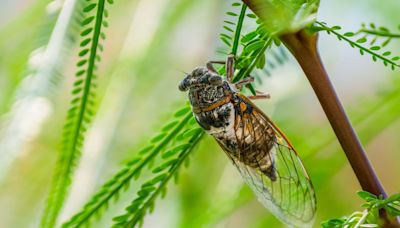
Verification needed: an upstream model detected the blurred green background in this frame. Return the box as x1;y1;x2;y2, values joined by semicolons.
0;0;399;227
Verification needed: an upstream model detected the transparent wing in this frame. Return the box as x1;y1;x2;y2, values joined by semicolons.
217;94;316;227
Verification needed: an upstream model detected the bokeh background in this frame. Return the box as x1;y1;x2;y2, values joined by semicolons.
0;0;399;227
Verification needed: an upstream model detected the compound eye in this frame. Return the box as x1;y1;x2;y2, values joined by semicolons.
178;77;190;91
208;75;223;85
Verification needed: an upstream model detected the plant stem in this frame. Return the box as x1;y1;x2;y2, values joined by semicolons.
278;30;386;196
282;30;399;227
360;29;400;38
231;4;247;56
241;0;398;226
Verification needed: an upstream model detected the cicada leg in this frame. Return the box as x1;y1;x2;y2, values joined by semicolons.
234;76;270;99
206;60;225;73
207;54;235;81
226;54;235;82
235;76;254;90
248;90;271;100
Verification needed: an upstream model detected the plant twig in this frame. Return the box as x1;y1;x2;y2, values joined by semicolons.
360;29;400;38
231;4;247;56
278;30;386;196
241;0;398;226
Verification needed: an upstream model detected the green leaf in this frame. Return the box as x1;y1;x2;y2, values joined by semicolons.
80;38;91;47
41;0;109;227
226;12;238;17
220;37;231;47
150;173;168;185
356;37;367;43
370;46;380;51
385;205;400;216
223;25;234;33
256;52;266;69
174;106;190;117
162;144;190;159
246;13;256;18
382;51;391;56
81;16;95;26
83;3;97;13
344;32;355;37
161;120;179;131
250;0;320;34
79;49;89;57
244;40;264;53
150;133;167;143
321;218;345;227
80;27;93;36
241;31;258;43
386;193;400;202
357;191;378;201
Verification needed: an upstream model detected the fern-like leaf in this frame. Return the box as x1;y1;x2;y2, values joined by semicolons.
219;2;246;52
112;127;204;227
62;107;193;227
40;0;113;227
359;23;400;47
315;21;400;70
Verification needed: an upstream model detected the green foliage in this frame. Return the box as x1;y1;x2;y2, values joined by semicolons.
314;21;400;70
2;0;400;227
358;23;400;46
246;0;320;34
219;2;288;81
31;1;400;227
40;0;114;227
219;2;281;95
62;107;195;227
321;191;400;227
220;2;247;55
112;126;204;227
63;1;283;226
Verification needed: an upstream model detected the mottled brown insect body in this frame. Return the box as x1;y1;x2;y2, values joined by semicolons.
179;56;316;227
180;66;277;179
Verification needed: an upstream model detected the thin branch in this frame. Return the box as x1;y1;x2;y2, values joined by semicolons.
231;4;247;56
315;22;400;70
278;29;391;220
360;29;400;38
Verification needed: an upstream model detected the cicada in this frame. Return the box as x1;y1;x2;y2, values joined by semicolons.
179;55;316;227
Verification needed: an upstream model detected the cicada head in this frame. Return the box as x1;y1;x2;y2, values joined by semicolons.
178;67;224;92
179;67;233;108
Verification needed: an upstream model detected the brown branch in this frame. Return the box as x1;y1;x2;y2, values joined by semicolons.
279;30;385;196
242;0;399;226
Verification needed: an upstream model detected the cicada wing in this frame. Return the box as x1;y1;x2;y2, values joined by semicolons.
216;94;316;227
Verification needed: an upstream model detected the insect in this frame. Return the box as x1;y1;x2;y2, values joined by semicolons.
179;55;316;227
